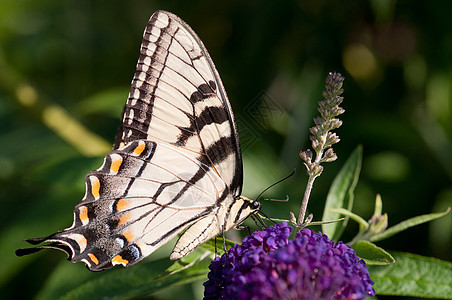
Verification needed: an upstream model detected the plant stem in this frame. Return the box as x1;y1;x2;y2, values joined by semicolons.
296;136;326;233
296;176;315;233
296;72;344;234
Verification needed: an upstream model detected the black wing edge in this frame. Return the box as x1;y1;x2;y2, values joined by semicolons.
15;236;72;259
113;104;127;149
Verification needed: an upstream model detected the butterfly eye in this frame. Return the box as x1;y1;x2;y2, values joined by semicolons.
251;201;260;210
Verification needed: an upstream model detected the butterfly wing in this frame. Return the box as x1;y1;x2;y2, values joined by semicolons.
114;10;243;197
18;140;227;271
16;11;259;270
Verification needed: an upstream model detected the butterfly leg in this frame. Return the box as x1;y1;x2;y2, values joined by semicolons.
222;224;227;254
251;214;267;230
235;224;251;235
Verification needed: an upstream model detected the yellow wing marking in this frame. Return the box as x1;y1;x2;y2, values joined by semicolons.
133;141;146;156
118;213;131;226
112;255;128;266
88;253;99;265
78;206;89;225
89;176;100;200
116;198;130;211
122;230;134;242
110;154;123;174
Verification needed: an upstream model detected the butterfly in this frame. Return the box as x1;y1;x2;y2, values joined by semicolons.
16;10;261;271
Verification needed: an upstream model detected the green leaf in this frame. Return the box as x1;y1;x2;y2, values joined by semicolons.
327;208;368;231
373;194;383;217
304;217;345;227
369;251;452;299
370;207;451;242
351;240;395;265
199;237;237;256
36;249;212;300
322;145;362;241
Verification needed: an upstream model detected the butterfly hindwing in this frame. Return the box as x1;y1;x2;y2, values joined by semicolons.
30;140;227;270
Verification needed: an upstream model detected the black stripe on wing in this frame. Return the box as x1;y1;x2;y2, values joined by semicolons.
112;10;243;197
114;13;174;146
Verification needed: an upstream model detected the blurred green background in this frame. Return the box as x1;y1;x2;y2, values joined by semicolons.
1;0;451;299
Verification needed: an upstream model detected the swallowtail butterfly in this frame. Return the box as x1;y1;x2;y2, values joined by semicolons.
16;10;261;271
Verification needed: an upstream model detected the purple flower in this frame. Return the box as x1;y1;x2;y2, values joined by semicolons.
203;223;375;300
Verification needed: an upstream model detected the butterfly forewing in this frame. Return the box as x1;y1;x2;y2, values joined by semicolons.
114;11;242;197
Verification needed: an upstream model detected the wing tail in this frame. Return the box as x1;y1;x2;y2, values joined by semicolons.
15;235;73;259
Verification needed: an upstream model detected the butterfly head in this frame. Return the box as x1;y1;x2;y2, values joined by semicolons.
241;195;261;209
231;196;260;225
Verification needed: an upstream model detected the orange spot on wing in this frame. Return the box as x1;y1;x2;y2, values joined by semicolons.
134;142;145;156
118;213;131;225
116;198;129;211
110;155;123;174
88;253;99;265
90;176;100;199
112;255;128;266
78;206;89;225
122;230;134;242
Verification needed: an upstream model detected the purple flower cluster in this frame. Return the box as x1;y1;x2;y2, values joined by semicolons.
204;223;375;300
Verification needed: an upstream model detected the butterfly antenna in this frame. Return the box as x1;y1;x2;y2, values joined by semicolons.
255;168;296;201
263;195;289;202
